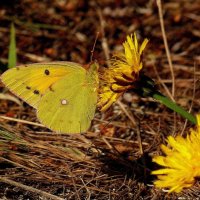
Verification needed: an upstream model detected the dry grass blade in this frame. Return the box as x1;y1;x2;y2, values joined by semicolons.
157;0;175;99
97;8;110;65
0;115;45;128
0;177;64;200
117;101;143;154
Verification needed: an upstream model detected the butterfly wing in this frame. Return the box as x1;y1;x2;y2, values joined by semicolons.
1;62;84;108
37;62;98;133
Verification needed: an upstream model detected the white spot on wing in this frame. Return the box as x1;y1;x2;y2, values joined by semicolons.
61;99;68;105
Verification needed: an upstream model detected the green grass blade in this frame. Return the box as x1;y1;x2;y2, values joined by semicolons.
153;91;197;124
8;23;17;68
132;74;197;124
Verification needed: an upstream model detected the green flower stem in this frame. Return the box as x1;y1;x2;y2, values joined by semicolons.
152;91;197;124
133;74;197;124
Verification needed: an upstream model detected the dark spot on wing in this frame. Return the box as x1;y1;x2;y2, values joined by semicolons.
16;67;20;70
33;90;40;95
44;69;50;75
49;85;54;92
26;86;31;90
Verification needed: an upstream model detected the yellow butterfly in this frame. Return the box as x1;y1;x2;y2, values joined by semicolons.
1;61;99;133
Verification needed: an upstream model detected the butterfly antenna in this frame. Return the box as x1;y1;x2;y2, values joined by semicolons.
90;31;99;62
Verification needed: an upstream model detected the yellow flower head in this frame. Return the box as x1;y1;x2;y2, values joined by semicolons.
98;33;148;111
152;115;200;193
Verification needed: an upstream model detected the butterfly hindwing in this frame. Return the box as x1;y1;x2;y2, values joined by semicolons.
37;65;98;133
1;62;84;108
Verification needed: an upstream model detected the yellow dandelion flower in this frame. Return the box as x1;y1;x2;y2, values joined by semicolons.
152;115;200;193
98;33;148;111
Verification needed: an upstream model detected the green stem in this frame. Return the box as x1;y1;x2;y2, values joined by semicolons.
133;74;197;124
152;91;197;124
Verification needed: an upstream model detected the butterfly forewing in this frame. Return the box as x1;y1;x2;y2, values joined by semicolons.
1;62;84;108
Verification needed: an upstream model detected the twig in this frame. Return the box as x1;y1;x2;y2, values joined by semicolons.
102;136;113;149
180;64;197;136
97;8;110;65
116;101;136;127
79;178;91;199
157;0;175;98
152;64;175;102
117;100;143;154
0;177;64;200
0;157;52;180
0;115;45;127
71;179;81;200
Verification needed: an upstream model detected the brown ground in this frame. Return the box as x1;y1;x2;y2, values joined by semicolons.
0;0;200;199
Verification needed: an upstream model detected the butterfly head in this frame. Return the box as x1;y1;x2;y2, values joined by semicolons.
84;61;99;88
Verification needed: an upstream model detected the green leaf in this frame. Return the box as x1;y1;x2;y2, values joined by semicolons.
8;23;17;68
153;91;197;124
132;74;197;124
